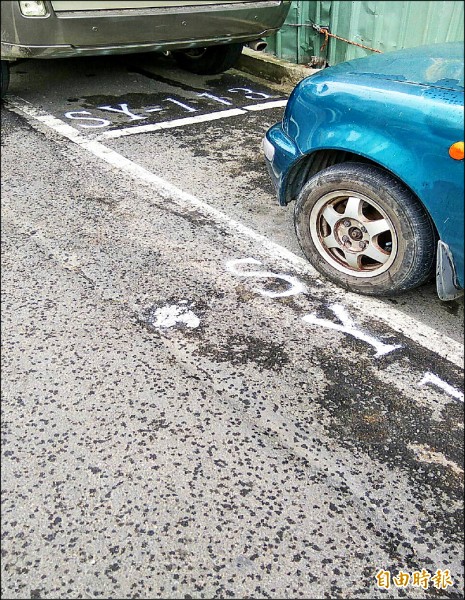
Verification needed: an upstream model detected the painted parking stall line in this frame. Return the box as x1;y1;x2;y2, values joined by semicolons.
64;84;288;138
243;100;288;111
100;108;247;139
99;100;289;139
6;96;464;371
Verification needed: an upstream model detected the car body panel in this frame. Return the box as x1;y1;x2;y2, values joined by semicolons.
318;41;464;92
0;0;291;60
264;42;464;296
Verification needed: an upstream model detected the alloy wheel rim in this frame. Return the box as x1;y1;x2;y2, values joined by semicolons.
309;190;398;278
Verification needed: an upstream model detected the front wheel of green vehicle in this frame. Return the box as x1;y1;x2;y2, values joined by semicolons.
294;162;437;296
1;61;10;99
172;43;243;75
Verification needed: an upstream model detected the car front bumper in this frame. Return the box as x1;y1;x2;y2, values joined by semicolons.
262;121;301;206
1;1;290;60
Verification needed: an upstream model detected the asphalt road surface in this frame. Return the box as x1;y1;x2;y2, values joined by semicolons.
1;54;464;600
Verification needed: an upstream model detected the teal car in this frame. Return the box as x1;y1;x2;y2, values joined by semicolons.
263;42;464;300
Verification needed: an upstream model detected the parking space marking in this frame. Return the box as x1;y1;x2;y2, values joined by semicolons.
303;304;403;358
227;258;402;357
420;372;464;402
99;100;288;139
7;95;464;368
244;100;288;111
225;259;463;399
100;108;246;139
226;258;307;298
63;85;285;137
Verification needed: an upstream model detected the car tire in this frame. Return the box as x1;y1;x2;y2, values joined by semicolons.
294;162;437;296
1;60;10;99
172;43;243;75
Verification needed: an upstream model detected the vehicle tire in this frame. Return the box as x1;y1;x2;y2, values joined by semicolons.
294;162;437;296
1;60;10;99
172;43;243;75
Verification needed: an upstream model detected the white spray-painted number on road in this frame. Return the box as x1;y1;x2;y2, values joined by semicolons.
303;304;403;358
228;87;272;101
98;103;147;121
64;87;280;128
227;260;401;356
64;111;112;128
198;92;232;106
419;372;464;402
226;258;306;298
146;302;200;329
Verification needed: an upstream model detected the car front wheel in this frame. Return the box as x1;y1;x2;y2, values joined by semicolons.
172;43;243;75
294;162;437;296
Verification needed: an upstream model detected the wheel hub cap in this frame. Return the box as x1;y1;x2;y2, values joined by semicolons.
335;219;369;253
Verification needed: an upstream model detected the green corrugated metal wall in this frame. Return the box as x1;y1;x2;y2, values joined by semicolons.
266;1;464;65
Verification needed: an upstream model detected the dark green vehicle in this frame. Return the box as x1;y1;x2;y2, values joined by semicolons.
1;0;290;97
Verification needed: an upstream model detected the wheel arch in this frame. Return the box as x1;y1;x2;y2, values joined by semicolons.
282;148;426;214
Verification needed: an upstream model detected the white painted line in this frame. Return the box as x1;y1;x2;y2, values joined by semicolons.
8;97;306;268
99;100;288;139
303;304;403;358
226;258;307;298
6;96;464;368
100;108;246;139
244;100;288;111
419;372;464;402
